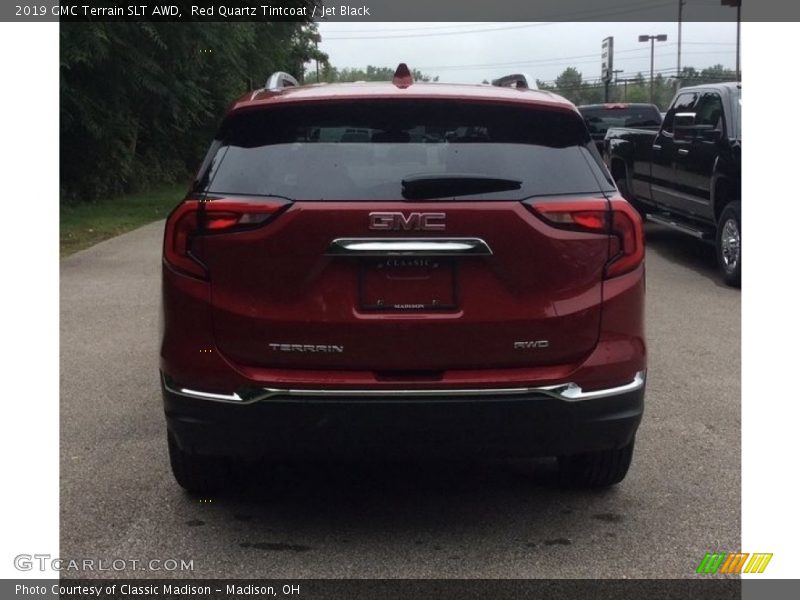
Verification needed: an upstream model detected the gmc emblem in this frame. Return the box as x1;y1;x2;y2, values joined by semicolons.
369;212;446;231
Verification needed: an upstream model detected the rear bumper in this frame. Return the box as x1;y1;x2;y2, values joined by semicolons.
163;372;645;459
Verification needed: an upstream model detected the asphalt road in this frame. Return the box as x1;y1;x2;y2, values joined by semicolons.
60;221;740;578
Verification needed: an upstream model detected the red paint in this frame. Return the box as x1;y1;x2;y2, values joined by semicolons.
161;82;645;398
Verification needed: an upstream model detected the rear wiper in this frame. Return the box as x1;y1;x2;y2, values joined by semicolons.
401;173;522;200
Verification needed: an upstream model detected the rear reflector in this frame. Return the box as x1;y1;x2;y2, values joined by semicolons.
526;197;644;279
163;198;288;279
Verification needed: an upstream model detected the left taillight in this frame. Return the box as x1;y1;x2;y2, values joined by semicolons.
163;198;288;279
525;197;644;279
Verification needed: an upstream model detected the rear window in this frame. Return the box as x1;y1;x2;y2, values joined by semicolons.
580;105;663;137
199;101;614;201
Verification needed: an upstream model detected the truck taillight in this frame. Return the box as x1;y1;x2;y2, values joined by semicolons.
526;197;644;279
163;199;288;279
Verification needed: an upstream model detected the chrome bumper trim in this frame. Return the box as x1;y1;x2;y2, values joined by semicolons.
326;237;493;256
163;371;645;405
175;387;243;403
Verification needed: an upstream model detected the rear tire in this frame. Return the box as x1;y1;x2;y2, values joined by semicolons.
168;432;231;494
558;438;635;488
716;201;741;287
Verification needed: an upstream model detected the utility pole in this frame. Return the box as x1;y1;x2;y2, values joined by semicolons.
721;0;741;81
677;0;685;89
736;1;741;80
736;0;742;81
639;34;668;104
315;39;320;82
613;69;624;102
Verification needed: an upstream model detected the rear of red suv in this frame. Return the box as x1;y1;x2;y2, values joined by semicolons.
160;70;646;493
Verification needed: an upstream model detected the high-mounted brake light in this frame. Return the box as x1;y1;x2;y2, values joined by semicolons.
392;63;414;88
163;199;287;279
526;198;644;279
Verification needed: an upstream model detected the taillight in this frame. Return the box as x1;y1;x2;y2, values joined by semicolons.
528;200;610;234
526;197;644;279
605;198;644;278
163;198;287;279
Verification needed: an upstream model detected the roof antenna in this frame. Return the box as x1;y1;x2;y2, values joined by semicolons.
392;63;414;89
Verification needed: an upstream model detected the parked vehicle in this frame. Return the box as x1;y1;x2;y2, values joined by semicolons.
161;65;647;493
604;83;741;286
577;103;662;154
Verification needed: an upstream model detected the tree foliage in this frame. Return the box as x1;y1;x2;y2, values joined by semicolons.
537;64;738;110
61;18;328;202
306;65;439;84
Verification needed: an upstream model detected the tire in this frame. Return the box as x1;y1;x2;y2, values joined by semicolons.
167;432;231;494
558;438;635;488
716;201;741;287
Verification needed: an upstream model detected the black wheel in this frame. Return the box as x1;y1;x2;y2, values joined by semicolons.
716;201;741;287
168;432;231;494
558;438;635;488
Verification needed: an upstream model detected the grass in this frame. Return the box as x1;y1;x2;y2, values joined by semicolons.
61;184;186;257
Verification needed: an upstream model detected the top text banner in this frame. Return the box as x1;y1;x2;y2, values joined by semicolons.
2;0;794;23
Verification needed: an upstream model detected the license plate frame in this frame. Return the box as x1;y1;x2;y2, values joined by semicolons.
358;257;458;311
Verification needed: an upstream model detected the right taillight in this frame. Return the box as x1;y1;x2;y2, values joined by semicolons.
526;197;644;280
163;198;288;279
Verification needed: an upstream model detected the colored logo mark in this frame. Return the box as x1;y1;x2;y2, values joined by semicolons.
696;552;773;574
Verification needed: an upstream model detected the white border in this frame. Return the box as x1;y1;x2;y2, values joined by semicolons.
0;16;798;583
0;22;60;578
741;22;800;579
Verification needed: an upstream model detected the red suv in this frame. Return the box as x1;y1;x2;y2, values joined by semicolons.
161;65;646;493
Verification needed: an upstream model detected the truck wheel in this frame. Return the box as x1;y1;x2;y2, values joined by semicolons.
558;438;635;488
168;432;231;494
716;201;741;287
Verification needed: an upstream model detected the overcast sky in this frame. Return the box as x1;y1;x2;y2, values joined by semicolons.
315;22;739;84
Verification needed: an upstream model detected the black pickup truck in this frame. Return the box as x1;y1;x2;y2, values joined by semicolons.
604;82;741;286
578;102;662;153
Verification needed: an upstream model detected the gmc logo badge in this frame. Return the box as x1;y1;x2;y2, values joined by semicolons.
369;212;446;231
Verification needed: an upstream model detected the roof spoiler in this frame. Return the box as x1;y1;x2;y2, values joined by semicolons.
492;73;538;90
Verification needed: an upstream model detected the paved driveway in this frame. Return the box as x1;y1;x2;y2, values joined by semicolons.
60;221;740;578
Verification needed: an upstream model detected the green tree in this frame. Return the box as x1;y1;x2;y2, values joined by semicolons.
541;64;737;111
60;14;328;202
538;67;602;105
305;64;438;84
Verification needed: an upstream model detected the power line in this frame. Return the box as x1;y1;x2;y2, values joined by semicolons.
319;22;490;35
536;67;737;88
417;47;655;72
416;44;735;73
